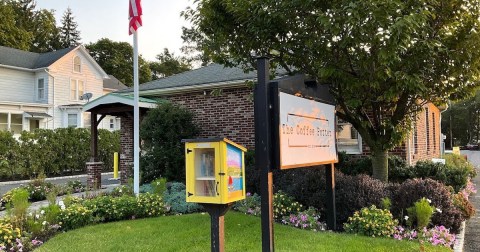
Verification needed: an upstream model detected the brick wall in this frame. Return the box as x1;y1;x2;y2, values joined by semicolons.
120;115;133;184
160;87;440;164
166;88;255;149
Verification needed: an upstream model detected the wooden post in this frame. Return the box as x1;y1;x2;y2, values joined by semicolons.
326;163;337;230
201;204;232;252
255;57;275;252
90;112;98;162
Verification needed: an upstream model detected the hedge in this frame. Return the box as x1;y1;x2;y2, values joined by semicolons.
0;128;119;181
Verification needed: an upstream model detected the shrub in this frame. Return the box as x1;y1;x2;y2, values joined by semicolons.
334;173;389;228
65;180;85;194
244;150;260;195
445;153;476;178
281;207;327;231
390;178;464;233
8;188;30;230
0;131;20;180
452;193;476;219
151;177;167;195
58;204;94;231
110;185;134;197
273;191;303;221
98;129;120;172
24;178;56;202
344;205;398;237
233;192;261;216
163;182;203;214
135;193;167;218
140;102;199;183
0;221;22;249
406;197;435;229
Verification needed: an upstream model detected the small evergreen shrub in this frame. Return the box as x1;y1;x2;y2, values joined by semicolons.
163;182;203;214
344;205;398;237
140;102;199;183
406;197;434;229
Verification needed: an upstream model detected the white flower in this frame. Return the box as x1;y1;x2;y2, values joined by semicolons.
436;208;442;213
119;189;123;193
426;198;432;204
59;200;66;210
35;214;40;219
404;216;409;221
42;221;47;226
28;212;33;217
40;210;45;215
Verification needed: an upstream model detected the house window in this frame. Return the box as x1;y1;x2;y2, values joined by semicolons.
0;113;7;131
109;118;115;129
67;114;78;128
73;56;81;72
70;79;85;100
0;113;23;133
37;78;45;100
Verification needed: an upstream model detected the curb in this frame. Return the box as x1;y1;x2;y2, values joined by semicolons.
454;221;466;252
0;172;114;186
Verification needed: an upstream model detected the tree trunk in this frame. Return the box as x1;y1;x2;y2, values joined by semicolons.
371;149;388;182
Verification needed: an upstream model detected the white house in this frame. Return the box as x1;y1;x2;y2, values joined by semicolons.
0;45;123;134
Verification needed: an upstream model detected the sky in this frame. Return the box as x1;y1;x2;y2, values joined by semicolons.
36;0;193;62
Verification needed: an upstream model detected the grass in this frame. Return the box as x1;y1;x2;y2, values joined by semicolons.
38;212;449;252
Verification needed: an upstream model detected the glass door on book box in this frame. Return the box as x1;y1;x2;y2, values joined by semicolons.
193;146;219;197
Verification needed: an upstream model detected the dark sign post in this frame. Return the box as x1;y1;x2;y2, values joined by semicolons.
254;58;337;251
254;57;275;252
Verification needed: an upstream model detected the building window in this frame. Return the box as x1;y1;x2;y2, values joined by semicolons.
0;113;23;134
413;121;418;154
67;114;78;128
37;78;45;100
73;56;81;72
70;79;85;100
432;112;436;152
425;108;430;152
109;118;115;129
337;119;362;154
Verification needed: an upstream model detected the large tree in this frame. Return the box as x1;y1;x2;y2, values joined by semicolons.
149;48;191;80
31;9;62;52
0;1;32;50
182;0;480;181
59;7;81;48
86;38;152;86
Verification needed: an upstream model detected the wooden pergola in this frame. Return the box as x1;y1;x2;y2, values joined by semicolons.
83;93;157;189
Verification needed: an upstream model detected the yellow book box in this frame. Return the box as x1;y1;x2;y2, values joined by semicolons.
183;138;247;204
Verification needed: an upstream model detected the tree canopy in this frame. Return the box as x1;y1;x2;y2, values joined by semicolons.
86;38;152;87
59;7;81;48
183;0;480;181
149;48;191;80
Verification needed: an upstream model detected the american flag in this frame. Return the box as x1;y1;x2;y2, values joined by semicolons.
129;0;142;35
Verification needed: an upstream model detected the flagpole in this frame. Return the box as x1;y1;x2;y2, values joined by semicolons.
133;30;140;195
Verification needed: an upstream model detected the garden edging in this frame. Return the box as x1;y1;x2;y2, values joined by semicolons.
453;221;466;252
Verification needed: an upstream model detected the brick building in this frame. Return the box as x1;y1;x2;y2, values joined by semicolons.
118;64;443;165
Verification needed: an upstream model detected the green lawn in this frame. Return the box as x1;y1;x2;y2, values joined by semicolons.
38;212;449;252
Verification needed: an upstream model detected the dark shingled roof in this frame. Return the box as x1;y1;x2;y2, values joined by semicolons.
120;63;288;93
0;46;76;69
103;75;128;90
